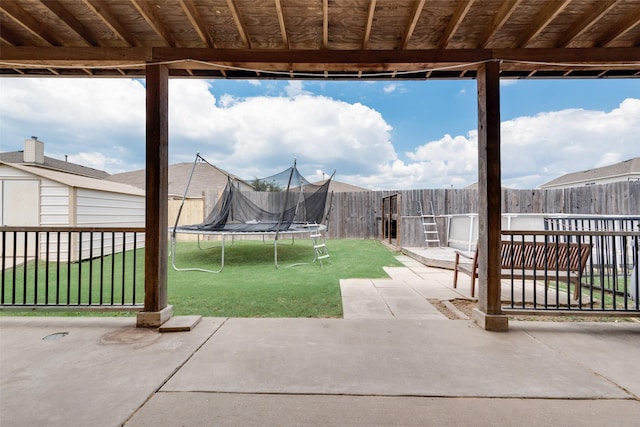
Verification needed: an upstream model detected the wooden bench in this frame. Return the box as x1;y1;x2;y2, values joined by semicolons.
453;240;592;299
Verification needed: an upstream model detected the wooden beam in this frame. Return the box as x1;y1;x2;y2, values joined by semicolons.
1;1;61;46
438;0;474;49
401;0;426;49
474;60;507;331
144;63;169;314
150;47;493;64
131;0;178;47
179;0;216;48
2;47;638;74
555;0;621;48
0;46;151;62
83;0;140;47
274;0;289;49
227;0;251;48
39;0;102;47
514;0;570;47
362;0;376;49
479;0;521;48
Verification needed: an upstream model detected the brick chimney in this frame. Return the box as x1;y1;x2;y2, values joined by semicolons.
23;136;45;164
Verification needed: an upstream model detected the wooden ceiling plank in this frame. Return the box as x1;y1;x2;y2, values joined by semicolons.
0;25;23;46
226;0;251;49
555;0;622;47
131;0;178;48
39;0;101;47
479;0;522;48
82;0;140;47
596;7;640;46
438;0;474;49
274;0;289;49
514;0;570;47
179;0;216;48
1;1;61;46
362;0;376;49
401;0;426;49
323;0;328;49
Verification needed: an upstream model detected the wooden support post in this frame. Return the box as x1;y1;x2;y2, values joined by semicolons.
138;63;172;327
472;61;508;331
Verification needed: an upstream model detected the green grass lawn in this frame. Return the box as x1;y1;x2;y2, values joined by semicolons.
2;239;402;318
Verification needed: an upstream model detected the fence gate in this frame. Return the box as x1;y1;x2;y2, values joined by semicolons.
381;194;400;247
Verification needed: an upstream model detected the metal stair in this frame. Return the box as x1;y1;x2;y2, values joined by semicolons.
419;201;440;248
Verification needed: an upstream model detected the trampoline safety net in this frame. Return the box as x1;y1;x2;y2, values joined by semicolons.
176;157;333;233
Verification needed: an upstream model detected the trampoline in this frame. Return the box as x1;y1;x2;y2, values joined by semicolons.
170;155;333;273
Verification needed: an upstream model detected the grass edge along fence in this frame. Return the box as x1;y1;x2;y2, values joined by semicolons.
1;234;403;318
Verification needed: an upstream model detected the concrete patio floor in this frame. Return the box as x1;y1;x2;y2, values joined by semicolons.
1;254;639;426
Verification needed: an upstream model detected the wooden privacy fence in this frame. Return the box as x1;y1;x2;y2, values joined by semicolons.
195;181;639;246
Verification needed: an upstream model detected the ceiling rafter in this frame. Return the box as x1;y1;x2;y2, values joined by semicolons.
179;0;215;48
362;0;376;49
514;0;570;47
479;0;522;48
323;0;328;49
82;0;139;47
274;0;289;49
39;0;101;47
437;0;474;49
131;0;178;48
596;6;640;47
226;0;251;49
1;1;62;46
556;0;621;47
401;0;426;49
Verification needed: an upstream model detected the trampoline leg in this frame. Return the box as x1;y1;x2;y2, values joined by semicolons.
170;233;224;274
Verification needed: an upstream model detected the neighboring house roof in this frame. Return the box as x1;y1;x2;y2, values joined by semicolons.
540;157;640;189
0;150;110;179
107;162;248;198
0;161;144;196
315;179;370;193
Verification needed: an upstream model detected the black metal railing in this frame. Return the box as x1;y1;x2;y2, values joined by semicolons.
501;230;640;315
1;227;145;311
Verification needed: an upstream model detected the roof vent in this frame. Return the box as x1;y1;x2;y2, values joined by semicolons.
24;137;45;164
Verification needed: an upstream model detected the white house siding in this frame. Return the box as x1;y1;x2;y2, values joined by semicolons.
76;189;144;227
74;188;145;260
40;179;70;226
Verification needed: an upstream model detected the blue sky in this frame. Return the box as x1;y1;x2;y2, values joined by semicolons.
1;77;638;190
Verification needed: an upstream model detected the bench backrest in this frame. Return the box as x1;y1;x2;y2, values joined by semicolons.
500;240;591;273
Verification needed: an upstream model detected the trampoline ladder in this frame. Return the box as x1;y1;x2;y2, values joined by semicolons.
309;224;331;266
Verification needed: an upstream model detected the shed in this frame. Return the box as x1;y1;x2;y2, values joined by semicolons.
0;161;145;263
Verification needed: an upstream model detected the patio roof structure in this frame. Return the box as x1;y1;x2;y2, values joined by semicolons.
2;0;640;330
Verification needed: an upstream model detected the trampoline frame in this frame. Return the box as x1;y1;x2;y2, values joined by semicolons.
169;223;326;273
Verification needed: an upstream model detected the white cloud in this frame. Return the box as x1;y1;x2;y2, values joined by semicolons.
284;80;310;97
385;98;640;189
1;78;638;191
66;152;128;173
383;84;397;94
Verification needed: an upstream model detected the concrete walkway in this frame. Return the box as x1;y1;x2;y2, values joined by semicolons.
2;257;640;426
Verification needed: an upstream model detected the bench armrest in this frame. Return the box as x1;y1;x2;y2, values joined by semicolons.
454;250;475;261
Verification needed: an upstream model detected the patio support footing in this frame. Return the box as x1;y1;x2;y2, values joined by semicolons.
472;308;508;332
137;305;173;328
